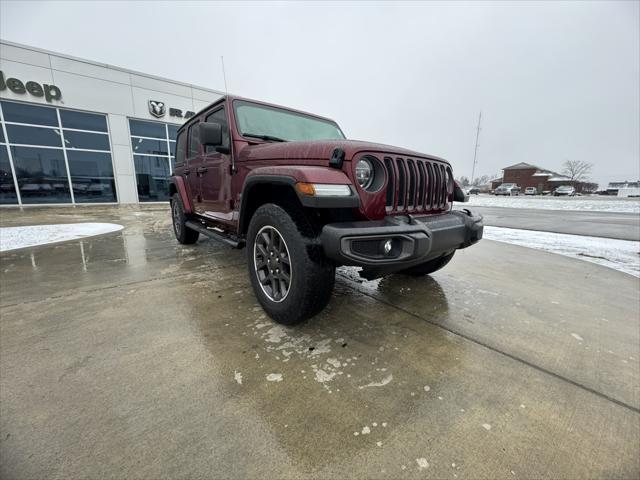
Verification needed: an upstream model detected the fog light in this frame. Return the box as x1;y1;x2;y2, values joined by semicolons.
383;239;393;255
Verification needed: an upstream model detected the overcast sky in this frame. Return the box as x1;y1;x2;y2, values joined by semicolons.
1;1;638;186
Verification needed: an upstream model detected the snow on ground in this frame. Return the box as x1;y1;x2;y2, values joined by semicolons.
0;223;124;252
484;226;640;278
466;195;640;214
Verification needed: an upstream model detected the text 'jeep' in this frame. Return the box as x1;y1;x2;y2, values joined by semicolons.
169;96;483;324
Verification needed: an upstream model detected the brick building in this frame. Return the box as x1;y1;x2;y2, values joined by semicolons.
496;162;572;193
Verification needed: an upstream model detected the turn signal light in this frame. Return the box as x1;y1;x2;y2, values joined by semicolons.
296;182;316;196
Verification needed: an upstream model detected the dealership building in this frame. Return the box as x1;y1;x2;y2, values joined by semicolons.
0;39;224;206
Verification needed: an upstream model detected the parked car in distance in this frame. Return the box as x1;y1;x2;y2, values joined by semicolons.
524;187;537;195
169;95;483;325
494;183;521;196
467;187;480;195
554;185;576;196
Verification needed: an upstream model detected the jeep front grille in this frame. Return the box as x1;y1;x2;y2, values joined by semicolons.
383;156;451;213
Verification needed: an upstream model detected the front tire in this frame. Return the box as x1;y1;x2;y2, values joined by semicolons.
171;193;199;244
398;252;455;277
247;203;335;325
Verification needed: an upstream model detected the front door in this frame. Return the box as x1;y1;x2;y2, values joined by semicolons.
184;119;205;214
199;106;233;224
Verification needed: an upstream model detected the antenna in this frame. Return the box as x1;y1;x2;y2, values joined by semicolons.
220;56;229;95
471;110;482;184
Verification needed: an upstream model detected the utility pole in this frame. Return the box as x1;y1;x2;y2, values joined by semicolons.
471;111;482;184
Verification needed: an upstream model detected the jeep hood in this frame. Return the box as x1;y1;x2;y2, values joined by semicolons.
237;139;449;165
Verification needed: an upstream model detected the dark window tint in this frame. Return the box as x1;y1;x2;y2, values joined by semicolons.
6;125;62;147
0;146;18;204
134;155;170;201
169;141;175;156
175;131;186;164
60;110;108;132
0;127;5;143
67;150;116;203
64;130;110;151
1;101;58;126
168;124;178;140
10;146;71;203
188;122;199;158
205;108;230;153
131;137;169;156
129;119;166;139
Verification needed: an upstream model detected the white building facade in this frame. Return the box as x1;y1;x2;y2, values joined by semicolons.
0;40;223;206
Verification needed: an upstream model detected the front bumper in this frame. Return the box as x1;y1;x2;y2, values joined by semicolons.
321;210;483;276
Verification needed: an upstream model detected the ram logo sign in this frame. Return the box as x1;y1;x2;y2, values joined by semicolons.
148;100;166;118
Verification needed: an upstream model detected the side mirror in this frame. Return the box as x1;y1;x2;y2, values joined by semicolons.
453;181;469;202
199;122;222;147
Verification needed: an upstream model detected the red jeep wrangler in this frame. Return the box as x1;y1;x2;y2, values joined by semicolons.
169;96;482;324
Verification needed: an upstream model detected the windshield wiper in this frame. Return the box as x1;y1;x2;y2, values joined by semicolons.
243;133;287;142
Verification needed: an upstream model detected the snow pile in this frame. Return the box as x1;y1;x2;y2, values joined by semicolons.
484;226;640;277
0;223;124;252
466;195;640;214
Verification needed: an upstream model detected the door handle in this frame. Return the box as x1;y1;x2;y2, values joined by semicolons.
196;167;208;174
183;169;191;176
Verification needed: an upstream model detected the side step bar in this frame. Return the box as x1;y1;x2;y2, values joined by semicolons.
184;221;244;249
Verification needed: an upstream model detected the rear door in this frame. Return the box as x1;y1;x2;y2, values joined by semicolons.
184;119;204;214
199;106;233;223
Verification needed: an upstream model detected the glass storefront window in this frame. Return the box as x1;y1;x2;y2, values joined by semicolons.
11;146;71;203
131;137;169;156
168;124;178;140
67;151;117;203
6;125;63;147
129;119;166;139
128;118;181;202
0;100;117;205
134;155;170;201
60;110;108;132
1;101;58;126
0;146;18;204
64;130;110;151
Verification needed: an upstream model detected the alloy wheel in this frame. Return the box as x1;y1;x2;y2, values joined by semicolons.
253;225;292;302
172;201;182;236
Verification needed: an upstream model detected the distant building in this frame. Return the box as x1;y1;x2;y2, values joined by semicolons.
494;162;575;193
607;181;640;197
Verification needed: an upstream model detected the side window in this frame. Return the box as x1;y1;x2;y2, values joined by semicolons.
187;121;200;159
175;130;186;165
205;107;230;153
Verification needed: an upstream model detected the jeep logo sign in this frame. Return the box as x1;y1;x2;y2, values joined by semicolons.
148;100;166;118
0;70;62;103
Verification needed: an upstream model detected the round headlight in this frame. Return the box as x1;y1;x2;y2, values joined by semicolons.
355;158;374;189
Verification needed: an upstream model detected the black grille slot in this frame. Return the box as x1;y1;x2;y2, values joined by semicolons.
396;159;406;209
417;161;426;209
425;162;433;209
407;160;416;209
384;157;395;210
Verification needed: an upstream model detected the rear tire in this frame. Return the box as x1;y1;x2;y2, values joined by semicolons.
171;193;199;244
398;252;455;277
247;203;335;325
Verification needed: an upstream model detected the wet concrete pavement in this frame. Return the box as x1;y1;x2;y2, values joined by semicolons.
1;206;639;479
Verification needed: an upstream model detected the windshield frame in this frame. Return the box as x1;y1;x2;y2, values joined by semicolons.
232;99;346;143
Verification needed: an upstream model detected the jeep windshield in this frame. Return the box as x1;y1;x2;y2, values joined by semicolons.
234;100;345;142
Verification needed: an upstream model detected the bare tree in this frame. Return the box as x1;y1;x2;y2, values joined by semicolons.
472;174;490;186
562;160;592;183
456;176;470;187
